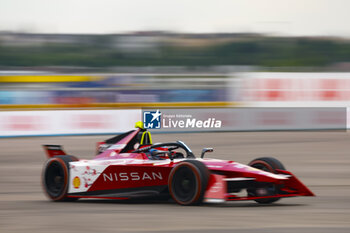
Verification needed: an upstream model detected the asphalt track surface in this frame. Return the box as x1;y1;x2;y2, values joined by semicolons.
1;131;349;233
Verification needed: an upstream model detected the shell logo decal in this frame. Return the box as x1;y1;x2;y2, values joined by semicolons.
73;176;81;189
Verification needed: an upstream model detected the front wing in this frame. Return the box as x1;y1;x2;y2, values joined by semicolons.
204;170;315;203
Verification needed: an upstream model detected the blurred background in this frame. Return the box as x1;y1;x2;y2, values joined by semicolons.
1;2;350;233
0;0;350;134
1;32;350;108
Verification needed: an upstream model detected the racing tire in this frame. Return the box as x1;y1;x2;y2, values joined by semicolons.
248;157;286;204
168;160;209;205
42;155;79;202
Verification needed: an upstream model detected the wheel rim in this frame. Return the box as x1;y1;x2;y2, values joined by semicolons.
172;166;198;203
45;161;65;197
248;161;279;201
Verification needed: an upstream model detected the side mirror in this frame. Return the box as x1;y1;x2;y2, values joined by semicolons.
201;148;213;158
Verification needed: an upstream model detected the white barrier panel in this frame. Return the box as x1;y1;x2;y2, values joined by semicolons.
0;108;346;138
229;72;350;107
0;110;141;137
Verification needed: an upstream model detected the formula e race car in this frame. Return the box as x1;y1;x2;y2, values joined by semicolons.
42;122;314;205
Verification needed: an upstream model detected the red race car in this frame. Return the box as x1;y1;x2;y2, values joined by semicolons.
42;123;314;205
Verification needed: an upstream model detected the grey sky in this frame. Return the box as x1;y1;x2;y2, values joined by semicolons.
0;0;349;36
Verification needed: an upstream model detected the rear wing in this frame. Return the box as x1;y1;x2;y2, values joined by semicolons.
43;145;67;158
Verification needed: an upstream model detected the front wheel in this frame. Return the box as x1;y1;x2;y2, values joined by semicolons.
248;157;286;204
42;155;79;201
168;160;209;205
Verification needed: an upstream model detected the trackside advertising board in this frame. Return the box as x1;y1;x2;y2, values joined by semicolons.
230;72;350;107
0;108;347;137
0;110;141;137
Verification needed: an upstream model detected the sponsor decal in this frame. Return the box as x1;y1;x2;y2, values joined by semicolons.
143;109;222;130
143;110;161;129
73;176;81;189
83;177;92;188
68;162;109;193
82;166;99;176
163;117;221;128
103;171;163;182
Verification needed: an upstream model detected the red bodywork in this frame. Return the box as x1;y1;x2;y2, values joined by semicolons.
44;128;315;203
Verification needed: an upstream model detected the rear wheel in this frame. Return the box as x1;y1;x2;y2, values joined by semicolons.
248;157;286;204
42;155;79;201
168;160;209;205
